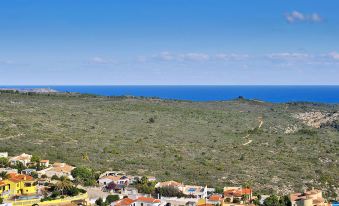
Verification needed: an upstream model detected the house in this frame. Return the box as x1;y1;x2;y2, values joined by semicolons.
0;152;8;158
160;197;198;206
100;171;126;178
208;194;224;205
38;162;75;179
111;197;163;206
155;181;207;199
39;160;49;167
155;181;184;189
99;175;130;186
0;180;10;199
182;185;208;199
134;196;162;206
223;187;253;203
0;173;37;198
111;198;135;206
9;153;32;166
290;188;326;206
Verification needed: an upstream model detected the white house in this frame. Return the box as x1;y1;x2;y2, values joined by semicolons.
9;153;32;166
134;197;163;206
98;175;130;186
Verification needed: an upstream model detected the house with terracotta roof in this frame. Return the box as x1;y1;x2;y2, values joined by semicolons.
38;162;75;179
223;187;253;203
290;188;326;206
134;196;163;206
111;198;136;206
0;173;37;198
39;160;50;167
9;153;32;166
208;194;224;205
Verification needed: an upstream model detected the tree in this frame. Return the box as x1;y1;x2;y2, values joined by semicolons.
105;195;120;204
154;186;185;198
51;175;60;180
95;197;105;206
0;197;3;204
263;195;281;206
135;176;156;194
280;195;291;206
14;161;26;173
0;171;10;180
31;171;39;179
31;155;41;163
71;167;96;186
55;176;72;195
0;157;8;167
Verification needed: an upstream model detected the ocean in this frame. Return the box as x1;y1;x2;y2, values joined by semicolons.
1;85;339;103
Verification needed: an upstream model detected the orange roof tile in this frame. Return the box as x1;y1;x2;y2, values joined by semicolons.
224;188;252;197
137;196;161;203
114;198;135;206
209;195;223;201
40;160;49;163
7;173;34;183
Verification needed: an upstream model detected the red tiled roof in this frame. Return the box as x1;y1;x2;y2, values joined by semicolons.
114;198;135;206
224;188;252;197
40;160;49;163
7;173;34;182
137;196;161;203
209;195;223;201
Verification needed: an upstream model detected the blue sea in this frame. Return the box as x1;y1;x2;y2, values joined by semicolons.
1;85;339;103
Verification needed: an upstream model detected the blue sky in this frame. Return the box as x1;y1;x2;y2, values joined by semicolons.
0;0;339;85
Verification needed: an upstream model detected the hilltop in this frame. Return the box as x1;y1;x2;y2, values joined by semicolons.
0;93;338;195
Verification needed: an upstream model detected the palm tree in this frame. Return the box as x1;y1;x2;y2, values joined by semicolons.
0;171;9;180
55;176;72;195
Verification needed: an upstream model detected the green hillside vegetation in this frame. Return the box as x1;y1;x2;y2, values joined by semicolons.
0;93;338;195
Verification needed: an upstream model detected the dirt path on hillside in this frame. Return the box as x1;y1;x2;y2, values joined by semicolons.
242;119;263;146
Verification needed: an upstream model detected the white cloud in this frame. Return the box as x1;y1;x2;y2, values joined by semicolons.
156;52;176;61
328;52;339;60
267;53;310;61
285;11;323;23
179;53;210;62
88;57;116;64
215;53;249;61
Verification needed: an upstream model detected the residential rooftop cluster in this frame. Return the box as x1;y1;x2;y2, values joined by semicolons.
0;152;337;206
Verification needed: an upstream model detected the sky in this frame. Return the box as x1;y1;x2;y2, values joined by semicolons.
0;0;339;85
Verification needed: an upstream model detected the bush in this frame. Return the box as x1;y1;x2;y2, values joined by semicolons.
106;195;120;204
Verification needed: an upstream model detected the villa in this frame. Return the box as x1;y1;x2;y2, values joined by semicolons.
182;185;208;199
223;187;253;203
110;196;164;206
39;160;50;167
98;175;130;186
290;188;326;206
9;153;32;166
155;181;207;199
0;173;36;199
38;162;75;179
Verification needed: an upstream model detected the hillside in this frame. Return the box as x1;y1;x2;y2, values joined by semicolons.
0;93;338;195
